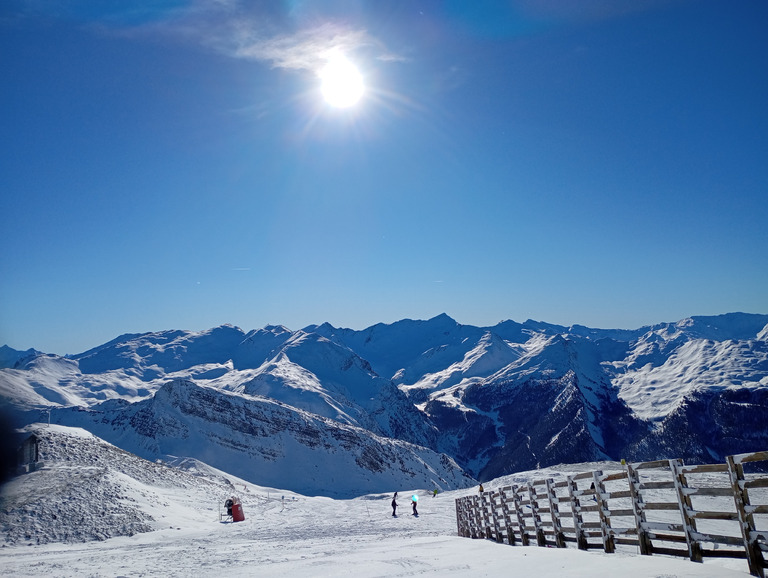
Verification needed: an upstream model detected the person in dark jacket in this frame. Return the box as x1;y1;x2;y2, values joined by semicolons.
391;492;398;517
412;494;418;516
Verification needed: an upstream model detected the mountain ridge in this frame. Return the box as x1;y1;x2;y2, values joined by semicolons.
2;312;767;490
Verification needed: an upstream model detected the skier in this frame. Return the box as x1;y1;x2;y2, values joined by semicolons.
478;483;484;494
391;492;398;517
412;494;418;516
432;489;438;498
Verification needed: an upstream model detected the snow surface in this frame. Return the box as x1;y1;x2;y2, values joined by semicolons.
614;337;768;420
0;425;754;577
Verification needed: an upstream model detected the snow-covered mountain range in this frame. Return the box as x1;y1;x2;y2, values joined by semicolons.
2;312;767;491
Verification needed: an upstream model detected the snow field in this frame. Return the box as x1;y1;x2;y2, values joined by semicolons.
1;426;758;577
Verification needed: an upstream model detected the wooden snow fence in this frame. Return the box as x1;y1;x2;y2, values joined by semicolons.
455;450;768;577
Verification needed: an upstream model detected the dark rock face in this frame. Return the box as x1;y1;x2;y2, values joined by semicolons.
425;371;647;480
624;388;768;465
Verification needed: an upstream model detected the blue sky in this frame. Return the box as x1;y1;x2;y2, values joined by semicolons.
1;0;767;355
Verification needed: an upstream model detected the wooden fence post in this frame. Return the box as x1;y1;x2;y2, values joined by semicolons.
545;478;566;548
727;454;766;578
626;462;652;556
670;458;703;563
567;474;588;550
593;470;615;554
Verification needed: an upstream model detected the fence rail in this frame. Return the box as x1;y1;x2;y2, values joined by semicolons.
455;450;768;577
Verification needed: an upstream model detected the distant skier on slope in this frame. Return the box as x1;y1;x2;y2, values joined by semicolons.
391;492;398;517
412;494;418;516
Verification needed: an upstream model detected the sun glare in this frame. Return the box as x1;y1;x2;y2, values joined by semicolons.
319;54;364;108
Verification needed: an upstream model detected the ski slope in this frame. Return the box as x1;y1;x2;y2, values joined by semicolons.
0;426;752;577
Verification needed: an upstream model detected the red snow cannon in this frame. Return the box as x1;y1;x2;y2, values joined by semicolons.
231;497;245;522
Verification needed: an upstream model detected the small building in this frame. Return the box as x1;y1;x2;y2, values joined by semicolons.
16;433;40;474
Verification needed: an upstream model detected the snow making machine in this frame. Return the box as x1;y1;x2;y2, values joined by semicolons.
221;496;245;523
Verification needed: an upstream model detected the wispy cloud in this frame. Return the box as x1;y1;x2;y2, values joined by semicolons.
230;23;374;71
124;1;393;73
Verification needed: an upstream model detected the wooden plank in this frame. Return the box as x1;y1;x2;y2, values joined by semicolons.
644;502;681;511
690;510;739;521
642;521;684;533
609;490;632;500
601;471;628;483
647;533;689;544
694;533;747;547
606;508;635;517
610;526;637;535
701;549;748;560
571;471;595;481
634;459;673;470
697;508;744;521
639;481;676;490
681;463;728;474
651;546;692;558
615;537;641;546
745;478;768;489
685;487;734;497
732;450;768;464
749;505;768;515
643;502;681;511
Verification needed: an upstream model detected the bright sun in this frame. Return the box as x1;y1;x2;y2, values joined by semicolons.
319;54;364;108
